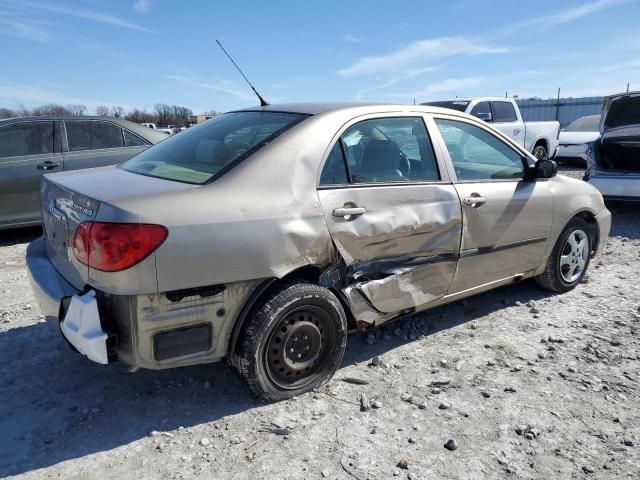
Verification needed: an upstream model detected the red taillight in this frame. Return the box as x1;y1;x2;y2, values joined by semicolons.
72;222;168;272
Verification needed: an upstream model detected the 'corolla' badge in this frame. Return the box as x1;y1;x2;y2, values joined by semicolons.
71;202;94;217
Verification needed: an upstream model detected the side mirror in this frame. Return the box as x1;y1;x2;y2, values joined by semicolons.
534;159;558;179
473;111;492;122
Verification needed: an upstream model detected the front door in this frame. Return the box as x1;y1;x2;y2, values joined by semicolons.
0;120;62;226
317;115;462;314
490;100;525;148
432;116;552;293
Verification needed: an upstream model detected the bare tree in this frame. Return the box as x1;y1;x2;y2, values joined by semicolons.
95;105;110;117
32;104;70;116
67;104;87;116
0;108;15;119
15;104;31;117
171;105;193;126
111;106;124;118
203;110;218;117
154;103;172;126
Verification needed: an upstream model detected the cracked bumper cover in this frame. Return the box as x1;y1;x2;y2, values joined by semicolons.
27;237;109;364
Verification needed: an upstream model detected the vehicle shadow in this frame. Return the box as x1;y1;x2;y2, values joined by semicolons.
0;279;554;477
0;226;41;247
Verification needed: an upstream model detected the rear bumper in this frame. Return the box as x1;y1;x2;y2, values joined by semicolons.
556;145;588;161
27;237;112;363
26;236;80;325
585;172;640;200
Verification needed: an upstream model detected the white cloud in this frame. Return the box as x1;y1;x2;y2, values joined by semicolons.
134;0;152;14
337;37;507;77
165;75;256;101
387;76;489;101
343;34;363;43
11;1;157;34
502;0;632;35
356;66;442;101
0;18;49;42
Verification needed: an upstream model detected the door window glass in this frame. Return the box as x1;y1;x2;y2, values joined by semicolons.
470;101;492;121
0;122;54;158
492;101;518;122
435;118;524;181
339;117;440;184
123;130;148;147
66;121;125;151
319;142;349;185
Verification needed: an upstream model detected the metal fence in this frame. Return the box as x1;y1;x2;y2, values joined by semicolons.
515;96;604;127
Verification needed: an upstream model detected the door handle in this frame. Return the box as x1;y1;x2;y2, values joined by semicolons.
333;206;366;217
513;128;521;135
37;161;61;170
462;195;487;208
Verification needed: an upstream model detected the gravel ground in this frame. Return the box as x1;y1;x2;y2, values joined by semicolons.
1;167;639;480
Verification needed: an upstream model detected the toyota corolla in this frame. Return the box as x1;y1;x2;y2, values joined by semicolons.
27;103;611;400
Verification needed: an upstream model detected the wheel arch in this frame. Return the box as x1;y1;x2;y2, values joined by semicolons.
572;210;599;254
226;265;355;365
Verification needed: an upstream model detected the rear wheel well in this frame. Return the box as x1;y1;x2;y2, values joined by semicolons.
228;265;356;362
534;139;548;151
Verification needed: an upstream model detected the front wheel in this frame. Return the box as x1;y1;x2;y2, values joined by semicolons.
235;282;347;401
536;218;592;292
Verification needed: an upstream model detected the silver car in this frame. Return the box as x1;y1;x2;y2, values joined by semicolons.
556;115;601;165
0;116;167;229
584;92;640;201
26;103;611;400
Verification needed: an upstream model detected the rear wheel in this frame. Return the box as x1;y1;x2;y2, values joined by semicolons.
235;282;347;401
532;144;548;161
536;217;592;292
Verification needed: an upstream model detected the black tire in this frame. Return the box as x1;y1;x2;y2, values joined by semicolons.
536;217;593;292
532;144;548;161
235;282;347;401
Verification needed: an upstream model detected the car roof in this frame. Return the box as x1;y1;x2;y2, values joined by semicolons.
0;115;167;144
234;102;468;116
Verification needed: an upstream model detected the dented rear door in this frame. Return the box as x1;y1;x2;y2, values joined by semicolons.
317;114;462;314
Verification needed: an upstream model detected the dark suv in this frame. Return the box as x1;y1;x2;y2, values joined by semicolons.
0;116;167;229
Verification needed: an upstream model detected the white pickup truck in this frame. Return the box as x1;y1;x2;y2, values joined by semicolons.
423;97;560;160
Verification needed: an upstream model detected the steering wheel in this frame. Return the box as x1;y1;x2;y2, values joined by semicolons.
398;151;411;178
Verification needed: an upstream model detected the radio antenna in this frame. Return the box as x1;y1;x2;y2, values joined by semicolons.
216;39;269;107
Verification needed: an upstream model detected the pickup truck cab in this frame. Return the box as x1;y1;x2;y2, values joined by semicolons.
423;97;560;160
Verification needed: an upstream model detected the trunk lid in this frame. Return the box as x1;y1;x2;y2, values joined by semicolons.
41;166;197;290
41;177;100;289
601;92;640;132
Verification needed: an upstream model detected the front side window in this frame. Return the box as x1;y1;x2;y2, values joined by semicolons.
0;122;54;158
66;121;124;151
492;102;518;122
121;111;308;184
321;117;440;184
435;118;524;181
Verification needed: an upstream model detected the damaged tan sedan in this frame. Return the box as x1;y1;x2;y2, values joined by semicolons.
27;103;611;400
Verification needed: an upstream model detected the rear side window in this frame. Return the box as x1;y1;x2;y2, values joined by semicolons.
66;121;125;151
321;117;440;184
0;122;54;158
492;102;517;122
319;142;349;185
123;130;148;147
121;111;308;184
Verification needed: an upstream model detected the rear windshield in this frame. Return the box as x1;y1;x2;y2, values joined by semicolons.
564;115;600;132
421;101;469;112
120;111;308;184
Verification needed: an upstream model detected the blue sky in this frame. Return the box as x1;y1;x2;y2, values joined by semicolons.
1;0;639;114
